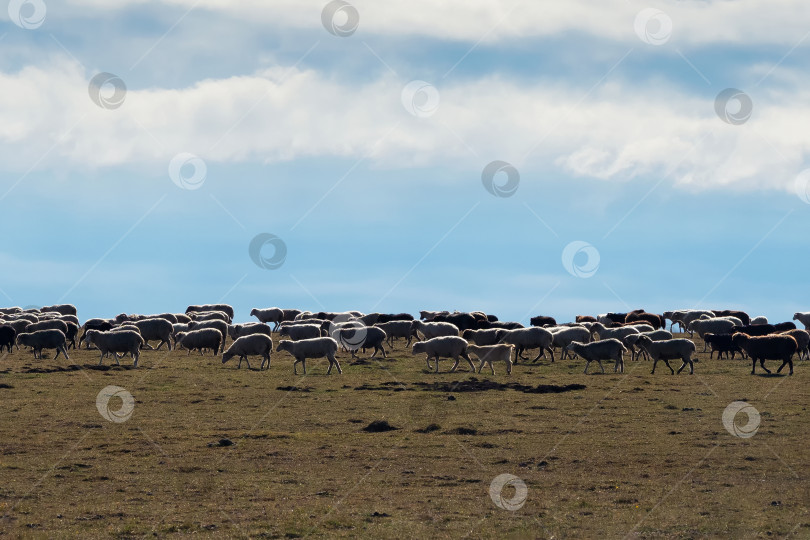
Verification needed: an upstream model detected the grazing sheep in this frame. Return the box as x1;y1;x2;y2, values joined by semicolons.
781;329;810;361
498;327;554;363
635;335;697;375
750;316;769;325
16;330;69;360
374;320;414;347
551;326;592;360
186;320;229;352
530;315;557;327
133;318;174;351
175;328;223;356
461;328;506;346
687;318;737;350
222;334;274;369
703;333;742;359
40;304;77;316
276;337;341;375
228;323;272;340
186;304;235;320
466;344;515;375
732;333;797;375
793;312;810;331
623;330;672;361
412;336;475;373
250;307;284;330
410;320;460;341
0;325;16;353
278;324;323;341
565;339;627;374
84;329;144;366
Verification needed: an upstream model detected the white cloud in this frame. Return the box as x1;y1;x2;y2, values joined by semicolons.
1;57;808;194
59;0;810;47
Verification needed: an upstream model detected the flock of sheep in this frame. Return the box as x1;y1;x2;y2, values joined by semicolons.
1;304;809;377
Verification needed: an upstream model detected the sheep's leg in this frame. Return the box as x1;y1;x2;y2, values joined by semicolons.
532;349;543;362
463;352;475;371
477;360;484;374
583;361;590;374
98;352;104;366
244;358;252;370
331;354;342;374
664;360;675;375
597;360;605;374
489;361;495;376
449;356;460;373
425;355;432;370
381;344;386;358
547;346;555;362
133;352;139;368
651;358;658;374
434;356;440;373
759;359;771;374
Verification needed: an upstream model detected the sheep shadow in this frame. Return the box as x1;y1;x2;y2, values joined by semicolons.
21;364;85;374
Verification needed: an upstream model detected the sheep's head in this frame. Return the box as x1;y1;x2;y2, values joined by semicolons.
276;341;292;353
249;309;257;317
635;335;652;348
412;342;425;355
222;351;235;364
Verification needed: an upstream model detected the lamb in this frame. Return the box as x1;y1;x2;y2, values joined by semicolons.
498;327;554;363
133;318;174;351
186;320;229;352
250;307;284;330
83;329;144;366
410;320;460;341
466;344;515;375
40;304;77;316
793;312;810;331
565;339;627;374
780;329;810;361
623;330;672;361
461;328;507;346
530;315;557;327
374;320;414;347
228;323;272;340
278;324;323;341
411;336;475;373
635;335;697;375
0;325;16;352
16;329;69;360
732;333;797;375
551;326;592;360
222;334;274;369
686;318;737;350
750;316;768;325
276;337;341;375
186;304;234;320
175;328;223;356
702;333;742;359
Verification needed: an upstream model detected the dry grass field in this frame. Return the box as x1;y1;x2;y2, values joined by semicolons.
0;332;808;538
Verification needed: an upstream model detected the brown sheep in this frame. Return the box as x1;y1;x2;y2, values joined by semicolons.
732;333;797;375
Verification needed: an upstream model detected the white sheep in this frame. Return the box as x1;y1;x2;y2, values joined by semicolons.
588;322;640;344
279;324;323;341
410;320;459;341
466;344;515;375
635;335;696;375
222;334;273;369
186;320;229;352
84;329;144;366
623;330;672;361
461;328;505;346
16;329;69;360
175;328;223;356
228;323;272;340
793;312;810;331
686;318;737;350
565;339;627;374
498;327;555;363
249;307;284;330
750;316;769;325
412;336;475;373
276;337;341;375
133;318;174;351
186;304;234;320
551;326;591;360
333;326;387;358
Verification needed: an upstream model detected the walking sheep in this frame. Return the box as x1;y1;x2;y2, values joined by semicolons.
411;336;475;373
83;329;144;367
250;307;284;331
175;328;223;356
732;333;797;375
186;320;229;352
565;339;627;374
498;327;554;363
466;344;515;375
410;320;460;341
276;337;341;375
16;329;69;360
635;335;697;375
133;318;174;351
222;334;273;369
793;312;810;331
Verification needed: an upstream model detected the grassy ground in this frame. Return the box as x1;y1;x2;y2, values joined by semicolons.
0;332;808;538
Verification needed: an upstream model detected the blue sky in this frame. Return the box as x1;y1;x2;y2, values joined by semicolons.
1;1;809;324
